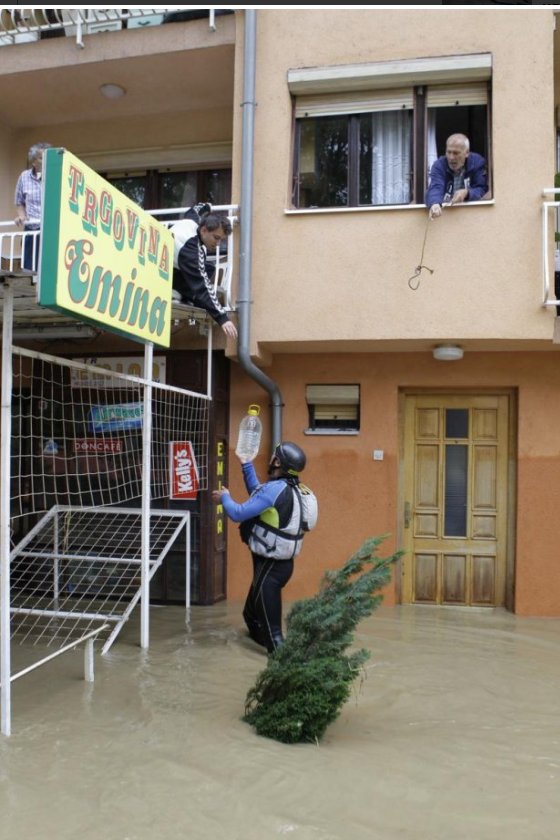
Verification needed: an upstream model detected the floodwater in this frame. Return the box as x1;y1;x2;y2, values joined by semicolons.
1;602;559;840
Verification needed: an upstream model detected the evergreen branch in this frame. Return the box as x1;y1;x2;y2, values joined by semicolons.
243;535;404;744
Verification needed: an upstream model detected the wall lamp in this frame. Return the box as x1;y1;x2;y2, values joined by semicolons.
11;324;98;341
432;344;464;361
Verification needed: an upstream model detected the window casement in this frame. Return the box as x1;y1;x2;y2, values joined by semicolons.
102;167;232;212
289;54;491;210
305;384;360;434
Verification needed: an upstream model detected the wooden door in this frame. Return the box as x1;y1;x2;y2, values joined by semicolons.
402;394;509;607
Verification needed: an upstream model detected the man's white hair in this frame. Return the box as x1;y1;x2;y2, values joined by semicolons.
28;142;52;164
446;133;470;151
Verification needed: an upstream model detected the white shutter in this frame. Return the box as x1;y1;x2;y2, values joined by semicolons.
426;82;488;108
313;404;359;421
295;89;413;119
306;384;360;404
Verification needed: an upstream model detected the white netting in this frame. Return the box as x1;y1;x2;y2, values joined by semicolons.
10;506;190;654
10;347;209;547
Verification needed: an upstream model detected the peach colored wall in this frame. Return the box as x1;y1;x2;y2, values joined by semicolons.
230;9;556;349
0;126;13;222
11;109;233;165
225;351;560;617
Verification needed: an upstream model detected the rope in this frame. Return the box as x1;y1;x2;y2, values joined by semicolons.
408;216;434;291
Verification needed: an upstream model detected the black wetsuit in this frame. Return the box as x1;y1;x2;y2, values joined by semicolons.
221;462;300;653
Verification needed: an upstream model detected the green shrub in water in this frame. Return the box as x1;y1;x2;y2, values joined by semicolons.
243;535;403;744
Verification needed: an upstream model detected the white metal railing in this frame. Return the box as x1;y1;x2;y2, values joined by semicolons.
0;9;219;49
541;188;560;308
0;203;239;311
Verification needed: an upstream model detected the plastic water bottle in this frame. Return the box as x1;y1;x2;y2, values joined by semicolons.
235;404;262;460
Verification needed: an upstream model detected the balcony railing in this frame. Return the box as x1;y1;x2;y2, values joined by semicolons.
0;203;239;314
0;9;222;48
541;188;560;309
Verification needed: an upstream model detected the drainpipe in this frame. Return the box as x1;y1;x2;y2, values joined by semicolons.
236;8;284;451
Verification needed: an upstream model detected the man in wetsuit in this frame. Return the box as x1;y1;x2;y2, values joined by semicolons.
212;441;308;653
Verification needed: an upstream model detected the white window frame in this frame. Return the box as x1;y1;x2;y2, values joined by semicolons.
304;384;360;436
289;53;492;212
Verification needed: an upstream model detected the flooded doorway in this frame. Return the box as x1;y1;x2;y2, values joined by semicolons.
401;393;512;607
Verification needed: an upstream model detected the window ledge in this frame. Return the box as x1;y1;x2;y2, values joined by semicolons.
285;200;495;217
304;428;359;436
287;54;492;95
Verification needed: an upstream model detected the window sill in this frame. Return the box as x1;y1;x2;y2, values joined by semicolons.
285;199;495;217
304;428;359;436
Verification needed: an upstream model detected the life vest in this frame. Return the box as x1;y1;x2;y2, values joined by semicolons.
248;482;318;561
298;482;318;532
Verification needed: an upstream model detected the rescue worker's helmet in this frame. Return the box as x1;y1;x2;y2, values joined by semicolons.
274;441;306;475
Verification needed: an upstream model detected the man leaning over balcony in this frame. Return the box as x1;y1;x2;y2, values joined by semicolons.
14;142;52;270
171;203;238;340
425;133;488;221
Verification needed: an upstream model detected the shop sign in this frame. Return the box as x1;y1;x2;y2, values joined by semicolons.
215;440;225;543
73;438;123;454
39;148;172;347
169;441;199;500
89;402;143;432
70;355;166;387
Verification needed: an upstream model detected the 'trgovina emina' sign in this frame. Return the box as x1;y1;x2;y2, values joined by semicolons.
39;148;172;347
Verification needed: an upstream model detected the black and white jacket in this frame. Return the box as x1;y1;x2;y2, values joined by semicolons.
171;205;228;327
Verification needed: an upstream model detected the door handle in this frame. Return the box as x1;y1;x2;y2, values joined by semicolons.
404;501;412;529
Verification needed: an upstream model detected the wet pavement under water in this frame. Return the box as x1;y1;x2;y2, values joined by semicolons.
1;602;559;840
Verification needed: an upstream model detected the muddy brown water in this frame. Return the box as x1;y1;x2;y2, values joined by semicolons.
0;603;559;840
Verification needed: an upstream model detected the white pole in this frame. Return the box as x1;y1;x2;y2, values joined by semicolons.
84;638;94;682
185;514;191;616
8;624;108;683
53;514;59;610
0;282;14;735
543;201;552;305
140;342;153;649
206;324;213;399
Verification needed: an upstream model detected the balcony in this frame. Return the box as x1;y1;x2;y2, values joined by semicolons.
0;204;239;338
541;187;560;311
0;10;236;132
0;9;227;48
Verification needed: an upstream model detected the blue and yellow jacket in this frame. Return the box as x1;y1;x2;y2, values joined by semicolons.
221;462;304;560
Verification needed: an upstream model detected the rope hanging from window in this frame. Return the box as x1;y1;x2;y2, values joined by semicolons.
408;216;434;291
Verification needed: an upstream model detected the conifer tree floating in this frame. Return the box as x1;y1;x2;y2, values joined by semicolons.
243;535;403;744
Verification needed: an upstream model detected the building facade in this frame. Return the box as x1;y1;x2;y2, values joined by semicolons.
0;7;559;615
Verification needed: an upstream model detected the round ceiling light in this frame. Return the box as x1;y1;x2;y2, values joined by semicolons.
99;83;126;100
432;345;464;361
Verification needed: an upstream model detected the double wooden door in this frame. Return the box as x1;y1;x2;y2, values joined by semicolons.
402;394;510;607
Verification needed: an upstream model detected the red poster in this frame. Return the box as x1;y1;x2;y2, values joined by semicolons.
169;441;199;500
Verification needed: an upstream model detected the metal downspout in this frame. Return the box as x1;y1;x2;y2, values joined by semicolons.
237;9;283;450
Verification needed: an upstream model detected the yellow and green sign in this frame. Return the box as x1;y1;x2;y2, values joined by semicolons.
39;148;172;347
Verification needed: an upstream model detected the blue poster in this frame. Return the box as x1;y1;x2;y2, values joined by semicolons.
89;402;143;432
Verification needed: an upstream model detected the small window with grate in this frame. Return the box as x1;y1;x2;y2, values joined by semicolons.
305;384;360;435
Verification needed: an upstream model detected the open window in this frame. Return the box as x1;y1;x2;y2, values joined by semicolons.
305;384;360;435
290;54;491;209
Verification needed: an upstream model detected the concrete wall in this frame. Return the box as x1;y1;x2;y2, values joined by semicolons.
226;351;560;617
0;124;14;223
233;9;556;349
1;9;559;616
